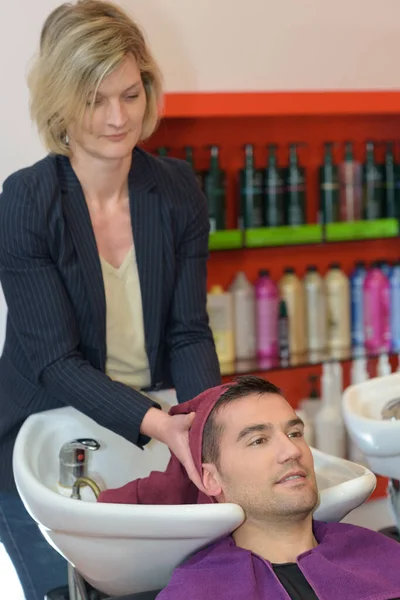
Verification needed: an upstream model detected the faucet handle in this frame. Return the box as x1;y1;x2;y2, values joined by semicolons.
59;438;101;487
59;438;100;460
75;438;101;451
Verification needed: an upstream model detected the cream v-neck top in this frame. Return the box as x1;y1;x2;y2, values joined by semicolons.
100;245;151;390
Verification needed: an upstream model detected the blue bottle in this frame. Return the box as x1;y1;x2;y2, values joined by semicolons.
378;259;392;279
390;260;400;352
350;260;367;350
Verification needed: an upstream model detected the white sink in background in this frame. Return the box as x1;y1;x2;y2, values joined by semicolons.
343;372;400;480
13;391;376;597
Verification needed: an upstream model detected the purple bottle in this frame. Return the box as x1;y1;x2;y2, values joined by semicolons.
255;269;279;358
363;261;391;355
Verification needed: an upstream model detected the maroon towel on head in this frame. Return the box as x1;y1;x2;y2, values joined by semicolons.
97;383;230;505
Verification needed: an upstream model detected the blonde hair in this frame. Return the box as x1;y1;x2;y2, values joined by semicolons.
28;0;163;155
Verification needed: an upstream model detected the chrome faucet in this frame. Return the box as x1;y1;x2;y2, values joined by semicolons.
381;397;400;421
59;438;100;489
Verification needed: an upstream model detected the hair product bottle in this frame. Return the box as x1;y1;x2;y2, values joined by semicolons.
314;362;346;458
383;141;397;219
156;146;169;157
325;263;351;356
285;143;306;226
239;144;263;229
320;142;340;223
304;266;327;354
339;141;362;221
390;259;400;353
185;145;204;190
377;353;391;377
279;267;307;356
363;140;384;220
379;259;392;279
363;262;391;354
255;270;279;358
264;144;285;227
347;357;369;465
229;272;256;361
299;374;321;423
278;299;290;364
350;260;367;352
203;145;226;232
207;285;235;365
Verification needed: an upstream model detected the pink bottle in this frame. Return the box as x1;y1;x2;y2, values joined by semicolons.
363;262;391;355
255;269;279;358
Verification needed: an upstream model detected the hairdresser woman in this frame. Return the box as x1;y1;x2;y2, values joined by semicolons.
0;1;221;598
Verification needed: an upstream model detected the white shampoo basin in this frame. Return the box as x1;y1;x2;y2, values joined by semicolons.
13;391;376;597
343;372;400;481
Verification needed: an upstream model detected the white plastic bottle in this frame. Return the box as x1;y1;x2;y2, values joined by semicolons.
229;272;256;360
325;263;351;358
314;362;347;458
207;285;235;366
331;360;348;458
377;353;392;377
299;374;321;423
331;361;343;406
347;357;369;464
304;266;328;355
351;356;369;385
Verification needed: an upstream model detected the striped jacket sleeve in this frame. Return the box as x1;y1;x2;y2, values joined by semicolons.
0;173;158;446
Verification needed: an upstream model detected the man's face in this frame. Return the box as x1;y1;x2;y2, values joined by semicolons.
204;393;318;523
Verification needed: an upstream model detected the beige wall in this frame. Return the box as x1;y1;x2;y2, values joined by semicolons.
1;0;400;184
122;0;400;93
0;0;399;346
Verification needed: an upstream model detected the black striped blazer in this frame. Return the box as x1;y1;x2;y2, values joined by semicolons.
0;147;221;491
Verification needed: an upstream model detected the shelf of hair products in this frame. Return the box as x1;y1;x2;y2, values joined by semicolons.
153;142;399;466
155;140;399;249
205;260;399;461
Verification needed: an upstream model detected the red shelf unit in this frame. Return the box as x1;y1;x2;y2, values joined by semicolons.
162;90;400;118
370;476;389;502
150;91;400;502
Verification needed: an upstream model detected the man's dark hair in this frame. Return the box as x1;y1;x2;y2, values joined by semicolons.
202;375;282;467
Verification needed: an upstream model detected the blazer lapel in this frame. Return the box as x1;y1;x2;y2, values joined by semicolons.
57;150;164;381
128;150;163;380
58;156;106;369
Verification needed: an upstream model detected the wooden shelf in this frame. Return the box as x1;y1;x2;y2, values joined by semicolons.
162;90;400;119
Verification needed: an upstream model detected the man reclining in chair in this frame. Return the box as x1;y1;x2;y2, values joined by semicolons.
99;376;400;600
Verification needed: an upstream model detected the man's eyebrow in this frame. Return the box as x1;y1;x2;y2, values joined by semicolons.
236;423;272;442
236;418;304;443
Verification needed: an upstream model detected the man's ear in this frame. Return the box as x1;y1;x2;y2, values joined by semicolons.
202;463;223;498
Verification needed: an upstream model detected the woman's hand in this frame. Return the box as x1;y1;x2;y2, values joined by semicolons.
140;408;206;494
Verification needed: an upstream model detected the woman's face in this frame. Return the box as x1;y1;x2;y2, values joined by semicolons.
68;54;147;161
